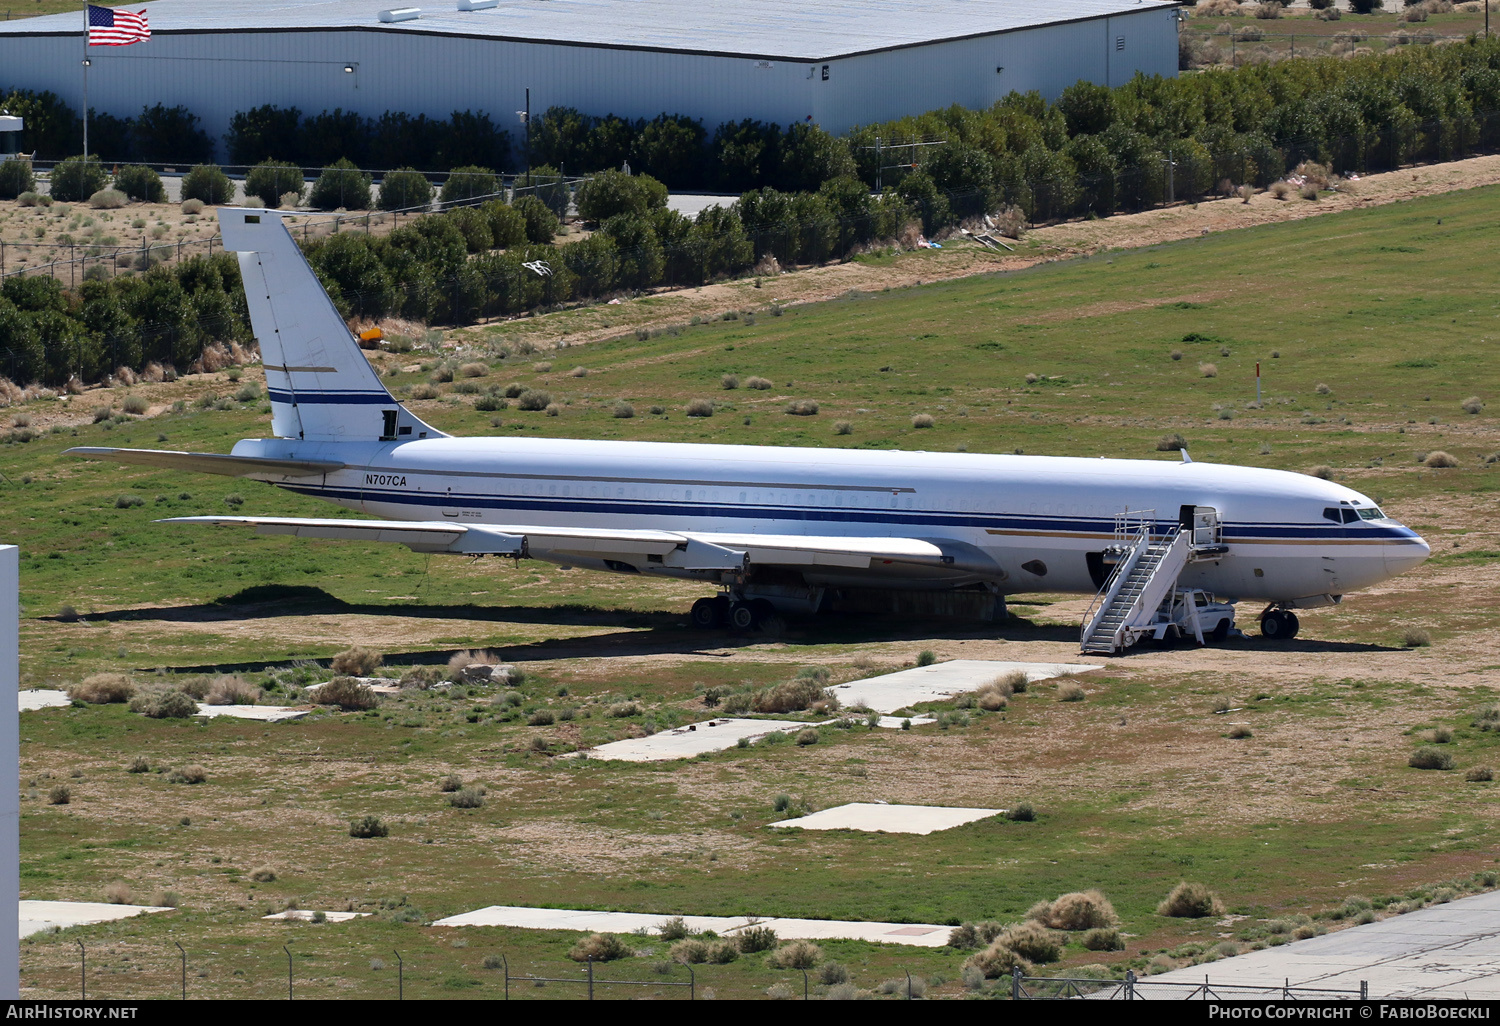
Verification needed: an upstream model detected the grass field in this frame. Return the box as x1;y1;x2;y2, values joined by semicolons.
4;178;1500;998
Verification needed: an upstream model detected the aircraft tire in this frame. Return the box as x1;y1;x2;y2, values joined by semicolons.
1281;611;1300;639
690;598;722;629
1261;610;1298;640
728;602;758;631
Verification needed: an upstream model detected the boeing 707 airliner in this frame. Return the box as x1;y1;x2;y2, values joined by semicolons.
67;209;1430;651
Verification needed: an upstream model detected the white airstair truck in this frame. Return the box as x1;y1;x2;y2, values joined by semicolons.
1081;507;1236;655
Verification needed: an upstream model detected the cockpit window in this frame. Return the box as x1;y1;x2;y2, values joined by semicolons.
1323;507;1342;523
1357;507;1386;521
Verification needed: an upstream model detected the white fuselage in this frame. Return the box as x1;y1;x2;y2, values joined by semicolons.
233;434;1430;602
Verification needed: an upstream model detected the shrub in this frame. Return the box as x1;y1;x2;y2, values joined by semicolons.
608;701;642;718
245;160;304;208
686;398;714;417
1462;396;1484;415
1466;765;1494;782
1082;927;1124;951
916;649;937;666
753;678;832;714
121;394;149;415
1228;724;1253;739
181;165;233;205
575;170;668;221
167;765;207;784
513;195;559;243
964;940;1032;979
613;402;635;418
104;881;133;905
249;866;277;883
438;774;464;793
180;198;205;215
47;785;70;805
50;156;110;203
994;922;1063;963
1057;682;1086;702
1200;362;1218;378
314;677;380;711
206;675;261;705
545;403;561;417
0;157;35;200
70;673;134;704
767;939;823;969
795;728;820;746
88;188;128;209
127;757;150;773
1007;801;1036;822
112;164;165;203
911;412;935;428
115;493;145;509
569;933;630;962
658;916;692;941
130;690;200;719
1158;881;1225;918
1403;628;1432;648
1410;747;1455;770
834;420;852;435
737;925;778;953
309;158;372;210
1424;451;1459;468
449;787;485;808
1157;433;1187;451
528;709;555;726
721;374;739;390
1030;890;1119;931
517;389;551;411
786;399;819;416
1475;705;1500;731
746;376;773;390
349;815;389;838
331;646;382;676
378;168;433;211
1309;465;1335;480
440;165;501;204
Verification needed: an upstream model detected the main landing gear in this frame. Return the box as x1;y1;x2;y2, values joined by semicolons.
1259;607;1300;640
690;595;777;632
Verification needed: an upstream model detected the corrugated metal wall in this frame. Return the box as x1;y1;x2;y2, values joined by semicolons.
0;10;1177;162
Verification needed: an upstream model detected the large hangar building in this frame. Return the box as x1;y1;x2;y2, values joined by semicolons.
0;0;1181;162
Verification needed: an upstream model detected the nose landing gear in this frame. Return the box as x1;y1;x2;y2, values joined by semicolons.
1259;607;1300;640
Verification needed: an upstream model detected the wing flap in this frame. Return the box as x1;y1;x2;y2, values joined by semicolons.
66;447;345;478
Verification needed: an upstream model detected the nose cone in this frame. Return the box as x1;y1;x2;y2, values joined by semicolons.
1385;532;1431;577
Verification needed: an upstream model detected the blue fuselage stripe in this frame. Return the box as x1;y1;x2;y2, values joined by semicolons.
272;483;1418;541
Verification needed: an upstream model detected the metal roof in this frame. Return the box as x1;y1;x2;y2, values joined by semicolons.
0;0;1180;60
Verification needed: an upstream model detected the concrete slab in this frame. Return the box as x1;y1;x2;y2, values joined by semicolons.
303;679;401;696
19;900;172;938
769;802;1003;835
432;905;951;947
830;660;1101;714
19;690;70;712
1143;889;1500;999
261;910;372;923
875;715;936;729
194;703;309;722
572;718;805;762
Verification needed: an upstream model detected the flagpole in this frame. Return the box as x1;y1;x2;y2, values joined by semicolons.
81;3;88;166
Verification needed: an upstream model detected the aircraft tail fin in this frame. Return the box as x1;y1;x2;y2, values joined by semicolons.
217;208;442;444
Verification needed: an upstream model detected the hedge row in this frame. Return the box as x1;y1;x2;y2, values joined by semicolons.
0;254;249;388
9;40;1500;205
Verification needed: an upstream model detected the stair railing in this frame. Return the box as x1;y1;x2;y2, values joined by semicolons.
1080;510;1158;650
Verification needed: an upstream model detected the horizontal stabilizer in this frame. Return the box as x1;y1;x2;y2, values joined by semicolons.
65;447;345;478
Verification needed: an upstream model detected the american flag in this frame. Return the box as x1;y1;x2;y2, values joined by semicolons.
87;5;150;46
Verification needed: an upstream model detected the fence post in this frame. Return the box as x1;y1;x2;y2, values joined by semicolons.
1012;964;1021;1001
1126;968;1136;1000
688;965;694;1001
502;954;509;1001
284;945;292;1000
802;968;809;1000
905;970;913;1000
587;955;594;1000
394;950;402;1000
77;940;85;1000
175;941;185;1000
1361;981;1368;1000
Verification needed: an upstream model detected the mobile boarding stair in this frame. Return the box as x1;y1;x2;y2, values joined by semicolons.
1079;508;1228;655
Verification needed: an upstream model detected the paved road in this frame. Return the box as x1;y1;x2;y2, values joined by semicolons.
1146;889;1500;999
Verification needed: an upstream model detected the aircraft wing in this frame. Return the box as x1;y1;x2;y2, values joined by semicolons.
66;447;345;478
159;516;956;571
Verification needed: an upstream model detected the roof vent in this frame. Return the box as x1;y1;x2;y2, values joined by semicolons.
457;0;498;8
378;7;421;22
